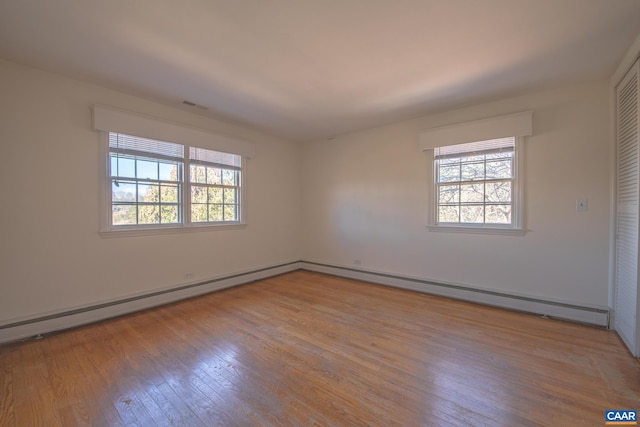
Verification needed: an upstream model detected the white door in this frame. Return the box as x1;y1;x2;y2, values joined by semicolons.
614;59;640;357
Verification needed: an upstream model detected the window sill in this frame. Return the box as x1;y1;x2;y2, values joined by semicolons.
99;222;247;238
427;225;527;236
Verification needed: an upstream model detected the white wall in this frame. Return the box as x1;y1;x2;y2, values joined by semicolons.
301;81;611;309
0;57;613;328
0;60;301;325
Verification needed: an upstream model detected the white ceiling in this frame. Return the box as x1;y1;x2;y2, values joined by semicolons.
1;1;639;142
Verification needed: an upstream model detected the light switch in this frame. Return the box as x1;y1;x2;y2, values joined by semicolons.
576;198;588;212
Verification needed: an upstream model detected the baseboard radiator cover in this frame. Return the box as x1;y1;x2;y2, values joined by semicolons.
300;261;610;327
0;261;301;345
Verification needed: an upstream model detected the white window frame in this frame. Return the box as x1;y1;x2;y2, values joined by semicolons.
418;111;532;236
187;145;243;225
93;105;254;237
99;132;248;237
427;137;525;235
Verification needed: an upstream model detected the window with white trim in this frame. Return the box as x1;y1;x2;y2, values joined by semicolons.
418;111;531;234
107;132;243;229
189;146;241;223
432;136;522;230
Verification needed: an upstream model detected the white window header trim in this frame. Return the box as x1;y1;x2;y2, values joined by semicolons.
419;111;533;151
93;105;255;158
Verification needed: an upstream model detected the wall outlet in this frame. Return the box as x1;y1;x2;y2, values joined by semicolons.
185;272;194;279
353;259;362;265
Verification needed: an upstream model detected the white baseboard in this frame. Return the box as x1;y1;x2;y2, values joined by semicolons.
1;260;610;346
300;261;610;327
0;261;300;345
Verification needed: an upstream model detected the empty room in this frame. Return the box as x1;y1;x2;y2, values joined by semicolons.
1;1;640;425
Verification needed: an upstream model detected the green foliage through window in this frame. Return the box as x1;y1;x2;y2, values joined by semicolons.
108;132;242;228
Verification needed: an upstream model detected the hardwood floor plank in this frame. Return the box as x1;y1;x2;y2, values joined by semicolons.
1;270;639;426
153;302;317;426
44;336;92;426
0;349;15;427
63;327;127;427
98;318;206;427
11;341;64;427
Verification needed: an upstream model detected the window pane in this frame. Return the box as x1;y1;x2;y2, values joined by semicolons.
485;181;511;203
438;164;459;183
461;160;485;181
112;181;136;202
137;159;158;180
485;151;512;160
207;168;222;185
461;205;484;223
207;187;222;203
224;205;237;221
138;184;159;203
438;185;459;204
439;157;461;165
486;159;512;179
209;204;223;221
191;204;207;222
460;183;484;203
160;184;179;203
191;165;206;183
111;156;135;178
224;188;236;204
438;205;459;223
160;205;179;223
159;162;179;181
112;205;136;225
138;205;160;224
222;169;236;186
486;205;512;224
464;155;484;162
191;185;207;203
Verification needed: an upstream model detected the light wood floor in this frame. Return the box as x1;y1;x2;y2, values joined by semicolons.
1;271;639;426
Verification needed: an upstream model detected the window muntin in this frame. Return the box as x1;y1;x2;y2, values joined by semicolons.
107;132;242;230
434;137;516;227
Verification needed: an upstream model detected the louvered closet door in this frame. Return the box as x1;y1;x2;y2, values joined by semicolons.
615;59;640;357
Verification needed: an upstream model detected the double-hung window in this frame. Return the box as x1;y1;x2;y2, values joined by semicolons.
434;137;517;227
419;111;532;235
94;105;254;235
107;132;243;231
110;132;185;226
189;146;241;223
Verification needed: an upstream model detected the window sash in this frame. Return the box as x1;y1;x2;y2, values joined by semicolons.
436;178;514;225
